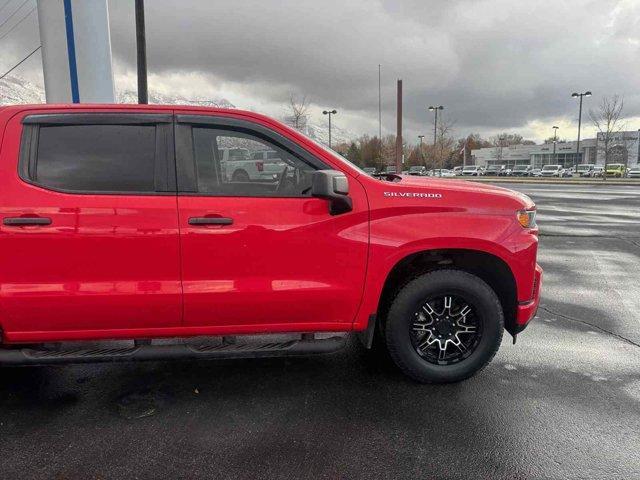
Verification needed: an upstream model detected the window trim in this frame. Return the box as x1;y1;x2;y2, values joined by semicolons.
19;114;176;196
175;115;329;198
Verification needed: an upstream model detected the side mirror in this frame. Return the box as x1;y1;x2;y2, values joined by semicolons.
311;170;353;215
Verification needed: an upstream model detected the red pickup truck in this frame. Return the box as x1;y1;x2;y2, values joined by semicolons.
0;104;541;383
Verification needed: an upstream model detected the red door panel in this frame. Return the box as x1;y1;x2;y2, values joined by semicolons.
0;198;182;333
178;193;369;329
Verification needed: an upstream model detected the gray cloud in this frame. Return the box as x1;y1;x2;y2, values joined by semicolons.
2;0;639;141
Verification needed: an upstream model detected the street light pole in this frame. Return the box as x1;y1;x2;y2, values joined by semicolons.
428;105;444;145
135;0;148;104
378;64;382;141
552;125;559;165
572;91;592;171
322;109;337;149
418;135;425;165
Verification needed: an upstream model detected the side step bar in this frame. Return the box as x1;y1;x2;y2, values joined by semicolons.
0;335;348;366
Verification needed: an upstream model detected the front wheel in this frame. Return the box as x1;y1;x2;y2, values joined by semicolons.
385;269;504;383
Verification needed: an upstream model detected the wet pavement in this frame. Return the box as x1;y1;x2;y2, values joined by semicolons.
1;182;639;479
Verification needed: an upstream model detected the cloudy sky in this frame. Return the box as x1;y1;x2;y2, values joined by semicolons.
2;0;640;143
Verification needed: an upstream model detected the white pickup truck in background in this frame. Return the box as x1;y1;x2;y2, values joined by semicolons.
220;148;286;182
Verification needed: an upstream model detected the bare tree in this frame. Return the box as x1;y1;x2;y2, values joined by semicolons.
490;132;534;166
434;117;456;168
287;93;310;131
589;95;625;180
490;133;510;165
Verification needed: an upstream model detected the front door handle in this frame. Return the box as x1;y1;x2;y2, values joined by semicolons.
188;217;233;226
3;217;52;226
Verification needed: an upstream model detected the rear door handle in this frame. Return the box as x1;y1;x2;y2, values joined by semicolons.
3;217;52;226
188;217;233;226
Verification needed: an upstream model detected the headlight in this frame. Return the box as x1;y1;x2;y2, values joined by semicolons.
516;209;537;229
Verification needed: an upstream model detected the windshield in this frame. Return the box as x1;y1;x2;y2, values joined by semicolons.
542;165;559;170
577;165;592;171
463;166;477;171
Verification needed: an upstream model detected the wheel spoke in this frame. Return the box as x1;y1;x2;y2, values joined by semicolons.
451;336;467;353
442;296;453;316
412;322;430;333
417;332;436;352
457;323;477;334
437;341;448;360
422;303;437;319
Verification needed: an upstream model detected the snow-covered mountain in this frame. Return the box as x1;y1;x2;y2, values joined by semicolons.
0;76;235;109
0;76;45;104
298;120;354;147
115;89;235;108
0;76;355;146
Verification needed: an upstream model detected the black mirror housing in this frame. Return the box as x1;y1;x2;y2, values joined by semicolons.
311;170;353;215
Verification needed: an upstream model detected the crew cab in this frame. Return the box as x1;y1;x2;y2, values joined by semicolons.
0;105;542;383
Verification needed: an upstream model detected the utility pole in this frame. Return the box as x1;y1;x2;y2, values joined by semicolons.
462;139;467;167
572;91;591;171
552;126;559;165
418;135;425;165
322;109;337;149
378;64;382;141
135;0;148;104
395;79;402;174
428;105;444;145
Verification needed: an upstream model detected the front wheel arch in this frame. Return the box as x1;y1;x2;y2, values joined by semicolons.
377;248;518;336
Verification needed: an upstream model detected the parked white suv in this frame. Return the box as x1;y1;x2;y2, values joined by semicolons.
462;165;484;176
576;164;595;177
540;164;564;177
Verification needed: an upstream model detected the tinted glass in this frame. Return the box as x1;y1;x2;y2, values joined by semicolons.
36;125;157;192
192;127;316;197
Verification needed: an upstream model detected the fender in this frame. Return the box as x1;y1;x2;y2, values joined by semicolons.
352;211;531;331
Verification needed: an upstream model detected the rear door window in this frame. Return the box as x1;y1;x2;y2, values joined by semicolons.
20;114;174;194
35;125;156;192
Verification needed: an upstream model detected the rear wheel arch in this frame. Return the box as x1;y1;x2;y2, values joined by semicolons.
231;169;250;181
377;248;518;336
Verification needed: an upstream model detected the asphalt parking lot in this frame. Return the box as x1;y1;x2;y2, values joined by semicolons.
1;182;639;480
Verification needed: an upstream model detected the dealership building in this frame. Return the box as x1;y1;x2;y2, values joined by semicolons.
470;131;640;170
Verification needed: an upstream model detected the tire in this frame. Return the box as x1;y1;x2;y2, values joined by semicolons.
232;170;250;182
385;269;504;384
